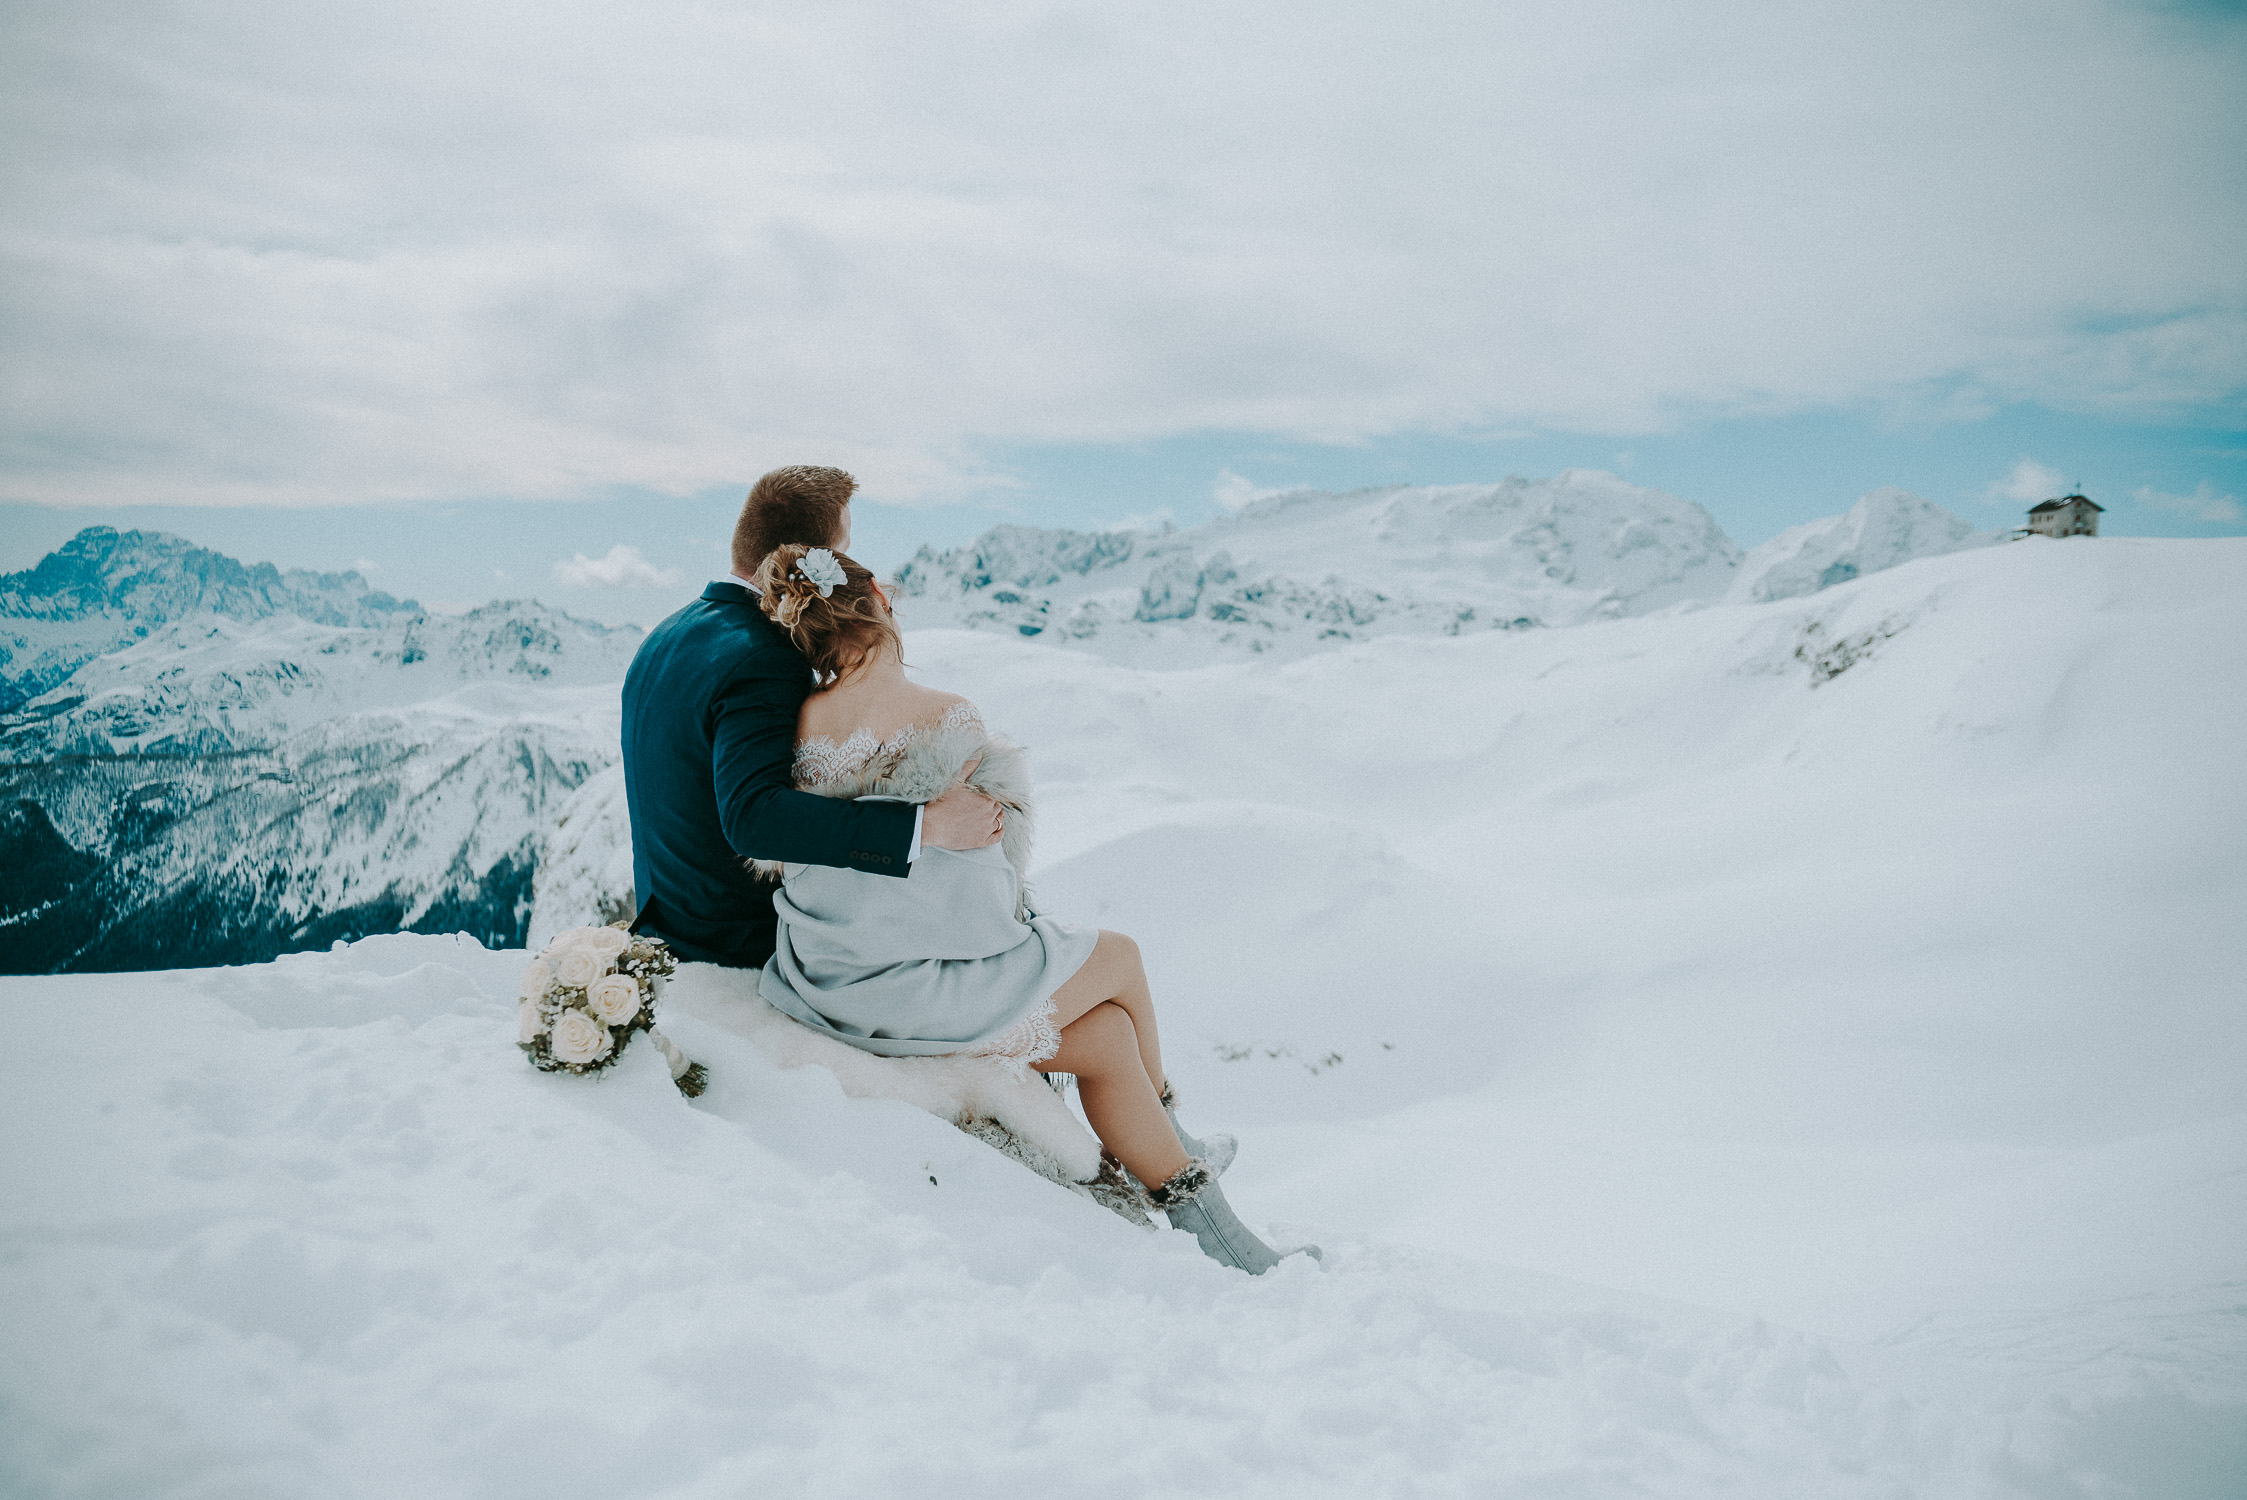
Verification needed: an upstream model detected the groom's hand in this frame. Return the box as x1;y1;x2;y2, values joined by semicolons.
924;759;1003;850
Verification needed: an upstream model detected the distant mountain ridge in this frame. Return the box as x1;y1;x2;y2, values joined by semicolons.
1727;488;2007;605
6;602;635;760
891;471;1745;664
1;528;636;974
0;526;419;713
3;479;2012;972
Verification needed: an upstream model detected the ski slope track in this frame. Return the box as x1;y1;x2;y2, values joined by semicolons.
6;535;2244;1496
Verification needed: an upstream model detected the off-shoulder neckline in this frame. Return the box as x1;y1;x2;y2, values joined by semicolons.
794;700;984;788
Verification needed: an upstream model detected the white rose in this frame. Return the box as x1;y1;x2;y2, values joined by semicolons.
585;974;642;1025
517;999;549;1042
517;957;553;1001
551;948;605;989
552;926;631;963
547;1007;614;1066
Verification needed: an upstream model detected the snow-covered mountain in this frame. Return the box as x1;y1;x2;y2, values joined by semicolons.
0;526;419;712
0;530;639;973
0;479;2018;973
527;764;635;946
891;470;1743;663
1726;486;2004;605
5;601;635;760
8;535;2240;1497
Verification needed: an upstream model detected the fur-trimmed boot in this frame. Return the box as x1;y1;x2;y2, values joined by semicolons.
1145;1158;1284;1275
1085;1153;1153;1227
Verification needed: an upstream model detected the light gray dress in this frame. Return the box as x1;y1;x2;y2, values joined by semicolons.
756;703;1099;1075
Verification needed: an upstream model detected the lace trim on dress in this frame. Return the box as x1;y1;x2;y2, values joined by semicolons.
966;996;1062;1081
794;700;985;790
789;697;1043;1073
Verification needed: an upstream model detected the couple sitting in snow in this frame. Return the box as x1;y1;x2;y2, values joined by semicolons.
620;465;1297;1273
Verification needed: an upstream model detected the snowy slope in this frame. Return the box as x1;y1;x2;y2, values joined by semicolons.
969;537;2247;1352
519;539;2240;1481
890;470;1742;664
0;938;2139;1500
1727;486;2005;604
528;764;635;946
0;551;641;973
6;934;2240;1499
0;526;418;712
6;535;2242;1495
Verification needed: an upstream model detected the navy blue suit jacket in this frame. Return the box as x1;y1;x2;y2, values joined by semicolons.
621;581;916;969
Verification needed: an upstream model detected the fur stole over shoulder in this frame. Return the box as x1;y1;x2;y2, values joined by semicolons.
751;719;1040;919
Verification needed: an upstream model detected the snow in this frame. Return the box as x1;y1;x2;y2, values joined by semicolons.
2;591;642;970
2;483;1990;973
0;525;418;713
889;477;2022;668
1727;487;2004;605
8;536;2245;1495
5;601;639;759
891;469;1742;663
668;962;1104;1189
528;766;635;947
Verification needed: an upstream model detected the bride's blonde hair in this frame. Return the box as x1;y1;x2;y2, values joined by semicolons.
754;544;901;683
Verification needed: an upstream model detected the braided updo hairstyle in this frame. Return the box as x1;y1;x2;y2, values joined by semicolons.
754;544;902;684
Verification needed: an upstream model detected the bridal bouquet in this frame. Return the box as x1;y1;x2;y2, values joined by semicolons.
517;925;703;1094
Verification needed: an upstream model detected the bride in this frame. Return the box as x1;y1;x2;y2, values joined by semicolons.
748;542;1293;1274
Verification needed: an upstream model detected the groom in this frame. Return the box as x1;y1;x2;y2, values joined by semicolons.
620;464;1003;968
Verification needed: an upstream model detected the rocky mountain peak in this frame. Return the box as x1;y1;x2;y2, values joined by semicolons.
1727;489;2004;605
1;527;425;714
1;526;418;628
889;471;1745;664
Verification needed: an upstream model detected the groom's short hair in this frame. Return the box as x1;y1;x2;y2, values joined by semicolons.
732;465;857;575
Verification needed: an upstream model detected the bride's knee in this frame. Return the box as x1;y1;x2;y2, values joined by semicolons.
1097;929;1143;973
1066;999;1138;1064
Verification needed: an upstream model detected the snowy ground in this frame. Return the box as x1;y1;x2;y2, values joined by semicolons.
7;537;2244;1496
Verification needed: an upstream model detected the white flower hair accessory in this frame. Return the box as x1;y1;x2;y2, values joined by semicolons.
796;548;848;598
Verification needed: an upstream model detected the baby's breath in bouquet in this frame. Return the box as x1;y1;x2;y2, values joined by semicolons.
517;924;704;1095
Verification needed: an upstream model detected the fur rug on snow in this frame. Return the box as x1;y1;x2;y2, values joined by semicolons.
661;960;1106;1193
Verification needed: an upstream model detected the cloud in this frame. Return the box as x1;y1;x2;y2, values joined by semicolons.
1213;471;1287;512
2;2;2243;508
1987;459;2071;505
349;557;381;575
553;545;680;589
2133;482;2243;523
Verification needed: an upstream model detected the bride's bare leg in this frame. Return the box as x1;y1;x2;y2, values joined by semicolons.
1037;1001;1189;1187
1045;930;1166;1094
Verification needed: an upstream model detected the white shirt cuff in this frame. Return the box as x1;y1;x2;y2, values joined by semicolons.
908;805;924;865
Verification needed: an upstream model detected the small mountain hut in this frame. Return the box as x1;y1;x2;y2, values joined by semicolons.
2023;494;2102;538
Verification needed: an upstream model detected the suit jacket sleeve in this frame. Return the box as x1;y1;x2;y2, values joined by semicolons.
711;656;917;877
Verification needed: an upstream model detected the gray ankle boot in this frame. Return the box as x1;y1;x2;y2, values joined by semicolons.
1148;1161;1285;1274
1150;1084;1308;1275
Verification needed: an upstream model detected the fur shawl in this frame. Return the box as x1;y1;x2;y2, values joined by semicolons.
753;716;1040;918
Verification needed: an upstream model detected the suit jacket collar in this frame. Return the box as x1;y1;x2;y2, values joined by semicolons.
701;581;755;605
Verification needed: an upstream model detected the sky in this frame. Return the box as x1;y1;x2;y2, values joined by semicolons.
3;0;2242;625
